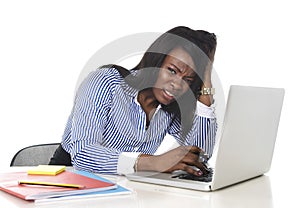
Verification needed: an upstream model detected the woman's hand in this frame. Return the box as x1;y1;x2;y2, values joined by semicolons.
137;146;209;176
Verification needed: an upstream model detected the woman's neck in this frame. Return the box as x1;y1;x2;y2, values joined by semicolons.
137;89;159;126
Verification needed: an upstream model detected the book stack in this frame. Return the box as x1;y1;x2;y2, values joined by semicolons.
0;165;131;202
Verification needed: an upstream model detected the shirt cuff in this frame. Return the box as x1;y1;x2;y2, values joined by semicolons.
117;152;141;175
195;101;215;118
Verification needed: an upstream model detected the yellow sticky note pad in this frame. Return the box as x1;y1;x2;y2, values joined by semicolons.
27;165;66;176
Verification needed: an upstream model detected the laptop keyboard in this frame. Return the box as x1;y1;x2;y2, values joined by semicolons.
172;168;213;182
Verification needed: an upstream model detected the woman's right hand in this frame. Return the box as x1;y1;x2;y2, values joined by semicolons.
137;146;209;176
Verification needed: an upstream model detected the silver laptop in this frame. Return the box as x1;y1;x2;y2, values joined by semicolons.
126;85;285;191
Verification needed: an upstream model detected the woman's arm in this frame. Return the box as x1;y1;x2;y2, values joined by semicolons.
136;146;210;176
198;61;214;106
62;68;124;174
133;106;217;176
167;104;217;157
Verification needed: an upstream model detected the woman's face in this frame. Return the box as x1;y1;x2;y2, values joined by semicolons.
153;47;196;105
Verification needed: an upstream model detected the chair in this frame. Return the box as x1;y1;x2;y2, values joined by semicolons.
10;143;60;166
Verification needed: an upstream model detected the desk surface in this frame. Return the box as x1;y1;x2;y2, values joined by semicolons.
0;167;298;208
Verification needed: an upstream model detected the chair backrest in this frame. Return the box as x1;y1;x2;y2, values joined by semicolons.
10;143;60;166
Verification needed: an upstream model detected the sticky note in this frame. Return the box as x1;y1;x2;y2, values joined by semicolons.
27;165;66;176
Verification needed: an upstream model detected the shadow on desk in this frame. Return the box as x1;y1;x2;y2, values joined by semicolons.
124;175;273;208
0;190;138;208
211;175;273;208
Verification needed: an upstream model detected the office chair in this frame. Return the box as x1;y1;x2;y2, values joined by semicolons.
10;143;61;166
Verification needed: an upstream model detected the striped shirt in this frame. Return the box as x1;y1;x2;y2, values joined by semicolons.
61;67;217;175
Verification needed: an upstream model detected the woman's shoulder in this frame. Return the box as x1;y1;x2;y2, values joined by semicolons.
82;65;126;88
94;65;125;81
76;66;124;95
76;66;128;104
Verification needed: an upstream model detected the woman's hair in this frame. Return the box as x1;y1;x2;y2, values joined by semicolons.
111;26;217;138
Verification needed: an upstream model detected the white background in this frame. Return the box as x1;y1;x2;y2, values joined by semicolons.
0;0;299;205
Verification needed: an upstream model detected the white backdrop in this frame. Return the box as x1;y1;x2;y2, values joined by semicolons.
0;0;299;204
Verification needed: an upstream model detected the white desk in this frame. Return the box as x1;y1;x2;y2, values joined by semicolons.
0;167;297;208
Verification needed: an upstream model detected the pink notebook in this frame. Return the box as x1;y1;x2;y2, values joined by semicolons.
0;170;117;201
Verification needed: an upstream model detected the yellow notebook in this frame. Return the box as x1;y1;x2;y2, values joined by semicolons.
27;165;66;176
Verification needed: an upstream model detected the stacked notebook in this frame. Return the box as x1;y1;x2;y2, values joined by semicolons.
0;165;131;202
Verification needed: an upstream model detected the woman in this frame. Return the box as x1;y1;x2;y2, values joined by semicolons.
50;26;218;177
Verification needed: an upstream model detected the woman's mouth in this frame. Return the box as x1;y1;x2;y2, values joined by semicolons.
153;88;179;105
162;89;177;104
164;90;175;98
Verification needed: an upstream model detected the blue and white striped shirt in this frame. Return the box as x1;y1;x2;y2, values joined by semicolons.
61;67;217;174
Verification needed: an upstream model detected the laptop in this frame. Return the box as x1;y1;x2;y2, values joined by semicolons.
126;85;285;191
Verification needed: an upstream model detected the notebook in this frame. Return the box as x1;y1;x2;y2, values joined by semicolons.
0;170;117;200
126;85;285;191
35;171;132;203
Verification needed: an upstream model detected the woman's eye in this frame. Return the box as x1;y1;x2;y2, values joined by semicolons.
168;67;176;74
184;78;194;85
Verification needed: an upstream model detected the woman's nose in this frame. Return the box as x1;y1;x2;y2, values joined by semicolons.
171;76;185;91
